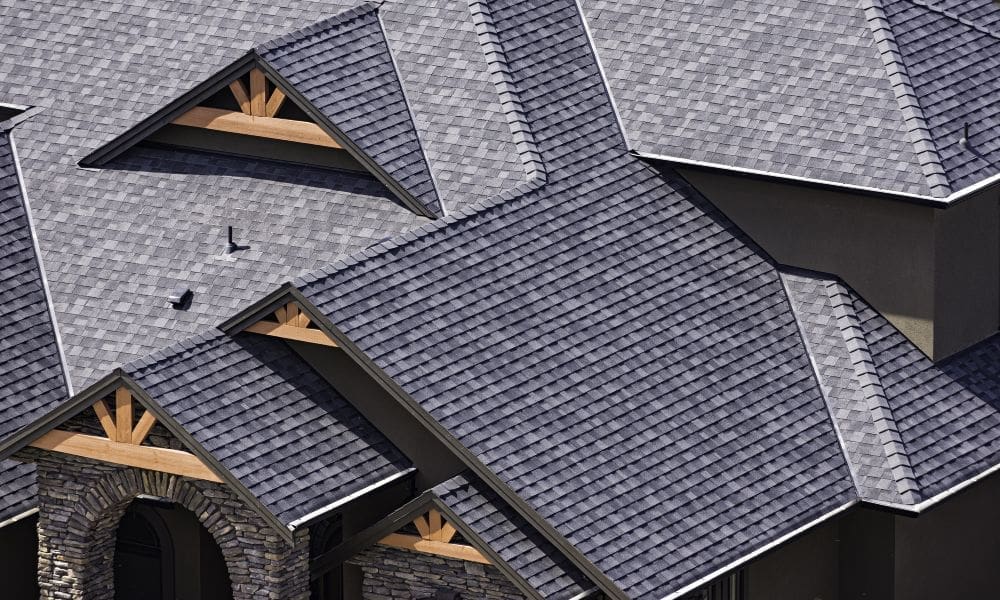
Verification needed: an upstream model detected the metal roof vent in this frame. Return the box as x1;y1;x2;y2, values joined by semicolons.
168;287;193;310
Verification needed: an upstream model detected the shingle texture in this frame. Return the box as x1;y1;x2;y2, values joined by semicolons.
297;1;856;597
785;268;1000;504
125;330;411;525
0;131;67;523
435;472;594;599
258;3;444;217
580;0;1000;198
0;0;528;388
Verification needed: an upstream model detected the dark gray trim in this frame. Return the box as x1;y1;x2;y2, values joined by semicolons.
0;370;122;460
237;287;628;600
81;53;257;167
252;57;437;220
646;151;992;209
122;376;295;544
0;371;296;544
311;491;551;600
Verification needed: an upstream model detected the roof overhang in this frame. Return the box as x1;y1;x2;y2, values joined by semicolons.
0;371;296;544
637;150;1000;208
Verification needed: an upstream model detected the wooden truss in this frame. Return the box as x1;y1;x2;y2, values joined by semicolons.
29;387;222;483
379;508;490;564
244;301;338;347
172;67;341;148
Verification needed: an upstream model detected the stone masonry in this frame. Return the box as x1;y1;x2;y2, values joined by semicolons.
350;544;525;599
20;445;310;600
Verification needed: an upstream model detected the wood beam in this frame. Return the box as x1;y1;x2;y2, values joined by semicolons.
173;107;341;149
92;400;116;441
30;430;222;483
439;521;457;544
244;320;338;347
132;411;158;446
265;87;287;117
250;68;267;117
428;509;443;541
115;387;132;443
413;515;430;538
228;80;251;115
379;533;490;565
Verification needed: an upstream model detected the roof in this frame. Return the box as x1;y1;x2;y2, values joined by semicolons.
784;268;1000;509
293;1;856;597
580;0;1000;200
434;472;596;599
257;2;444;216
0;129;67;524
123;329;412;525
0;0;531;388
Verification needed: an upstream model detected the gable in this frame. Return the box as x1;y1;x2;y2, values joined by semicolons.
81;4;444;219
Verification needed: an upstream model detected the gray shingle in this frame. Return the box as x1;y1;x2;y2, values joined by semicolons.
580;0;1000;198
296;2;856;597
0;0;528;389
125;330;412;525
258;3;445;217
435;472;594;599
0;130;68;523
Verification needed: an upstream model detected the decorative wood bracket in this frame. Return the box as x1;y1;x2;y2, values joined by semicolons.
172;67;340;148
28;387;222;483
379;508;490;564
244;301;338;347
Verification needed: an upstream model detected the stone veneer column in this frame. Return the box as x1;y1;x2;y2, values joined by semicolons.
349;544;525;599
23;448;310;600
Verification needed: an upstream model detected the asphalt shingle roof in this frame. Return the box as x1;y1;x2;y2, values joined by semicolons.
784;268;1000;506
0;129;67;522
258;2;444;217
125;329;411;525
0;0;528;388
435;472;594;599
295;1;856;596
580;0;1000;198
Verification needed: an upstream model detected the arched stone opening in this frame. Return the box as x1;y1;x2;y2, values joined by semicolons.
75;469;244;600
29;450;310;600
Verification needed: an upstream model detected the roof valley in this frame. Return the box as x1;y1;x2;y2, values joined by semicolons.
862;0;953;196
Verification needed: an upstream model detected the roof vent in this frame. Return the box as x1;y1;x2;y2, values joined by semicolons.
960;122;971;148
168;287;193;310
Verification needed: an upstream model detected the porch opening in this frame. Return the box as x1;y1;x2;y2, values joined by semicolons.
113;498;233;600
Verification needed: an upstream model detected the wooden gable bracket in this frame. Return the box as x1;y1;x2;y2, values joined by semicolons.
172;67;341;149
28;386;222;483
379;508;490;564
244;301;338;347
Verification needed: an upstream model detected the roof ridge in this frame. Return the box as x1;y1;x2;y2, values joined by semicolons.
255;2;379;55
907;0;1000;41
825;279;921;504
469;0;547;183
861;0;953;197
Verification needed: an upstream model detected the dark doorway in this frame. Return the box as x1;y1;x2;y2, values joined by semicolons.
113;499;232;600
114;503;171;600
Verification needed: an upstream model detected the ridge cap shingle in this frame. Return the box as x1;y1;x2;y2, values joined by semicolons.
861;0;953;197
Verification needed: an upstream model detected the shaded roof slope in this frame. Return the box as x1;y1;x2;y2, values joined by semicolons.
784;268;1000;507
435;472;595;599
0;130;68;524
258;3;443;217
125;330;411;525
580;0;1000;199
295;1;856;597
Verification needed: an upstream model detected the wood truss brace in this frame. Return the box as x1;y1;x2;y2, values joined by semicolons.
172;67;341;149
379;508;490;564
244;301;338;347
28;387;222;483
